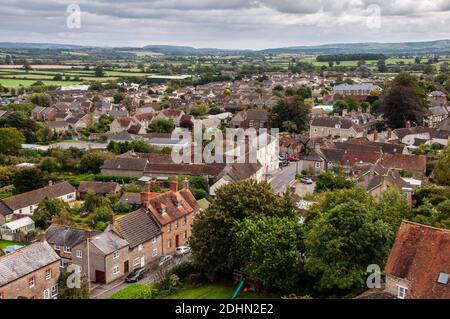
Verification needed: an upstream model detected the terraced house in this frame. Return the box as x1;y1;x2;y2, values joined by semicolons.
141;180;200;255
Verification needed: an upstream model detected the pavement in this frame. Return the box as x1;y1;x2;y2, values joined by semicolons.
268;162;301;195
90;254;191;299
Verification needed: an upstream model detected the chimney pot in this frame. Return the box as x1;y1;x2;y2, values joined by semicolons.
170;180;178;192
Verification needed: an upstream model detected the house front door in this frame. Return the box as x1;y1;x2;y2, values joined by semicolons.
175;235;179;247
124;260;129;273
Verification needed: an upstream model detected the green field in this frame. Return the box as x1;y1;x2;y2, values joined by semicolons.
0;78;83;88
0;66;154;88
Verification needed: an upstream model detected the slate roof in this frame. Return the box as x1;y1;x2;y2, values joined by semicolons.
119;192;142;205
101;157;148;172
311;116;354;129
384;221;450;299
114;208;161;248
0;242;60;287
0;181;76;213
90;232;129;255
78;181;120;194
45;224;90;248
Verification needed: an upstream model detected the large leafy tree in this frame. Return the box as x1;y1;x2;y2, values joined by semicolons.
149;118;176;133
34;197;68;229
78;150;114;174
434;146;450;185
29;93;52;107
235;216;305;291
380;72;428;128
270;95;310;133
12;167;44;193
304;188;393;293
189;180;295;277
0;127;25;155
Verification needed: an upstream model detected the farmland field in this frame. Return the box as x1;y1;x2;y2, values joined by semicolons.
0;65;154;88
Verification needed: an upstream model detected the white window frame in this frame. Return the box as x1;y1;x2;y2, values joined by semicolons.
152;237;157;244
28;276;35;288
51;285;58;298
113;250;120;259
152;248;158;257
63;246;71;253
43;289;50;299
76;250;82;258
55;245;60;251
113;266;120;275
134;258;141;266
397;285;407;299
315;162;321;168
45;269;52;280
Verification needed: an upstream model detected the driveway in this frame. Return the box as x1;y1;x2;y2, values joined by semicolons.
268;162;302;195
90;254;191;299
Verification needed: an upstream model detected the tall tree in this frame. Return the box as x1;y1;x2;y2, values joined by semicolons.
189;180;295;277
270;95;310;133
380;72;428;128
0;127;25;155
235;216;305;291
304;188;393;293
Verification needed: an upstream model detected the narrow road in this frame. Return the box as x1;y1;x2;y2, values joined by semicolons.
268;163;299;195
90;254;191;299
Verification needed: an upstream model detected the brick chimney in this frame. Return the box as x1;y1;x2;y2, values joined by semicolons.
373;129;378;142
387;128;392;140
170;180;178;192
140;180;159;205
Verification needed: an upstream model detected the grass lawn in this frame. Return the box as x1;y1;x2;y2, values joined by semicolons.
0;78;83;88
0;240;26;250
162;283;281;300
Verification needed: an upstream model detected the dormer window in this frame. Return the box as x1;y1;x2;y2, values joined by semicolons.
437;272;449;285
335;124;341;129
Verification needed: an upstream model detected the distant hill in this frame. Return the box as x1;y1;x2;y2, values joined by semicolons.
260;40;450;55
141;45;251;55
1;40;450;55
0;42;87;50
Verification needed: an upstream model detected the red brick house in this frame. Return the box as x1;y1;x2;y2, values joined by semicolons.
141;181;200;255
0;242;61;299
358;221;449;299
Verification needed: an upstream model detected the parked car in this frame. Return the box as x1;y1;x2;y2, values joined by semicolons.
175;246;191;256
158;255;173;267
300;177;313;184
125;267;149;283
288;156;300;162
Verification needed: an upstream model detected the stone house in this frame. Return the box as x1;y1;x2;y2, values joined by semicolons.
310;116;364;140
107;207;163;270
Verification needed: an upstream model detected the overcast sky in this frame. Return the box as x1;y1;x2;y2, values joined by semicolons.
1;0;450;49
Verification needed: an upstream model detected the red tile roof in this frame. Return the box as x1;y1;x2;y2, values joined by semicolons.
385;221;450;299
146;189;200;226
381;153;426;172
